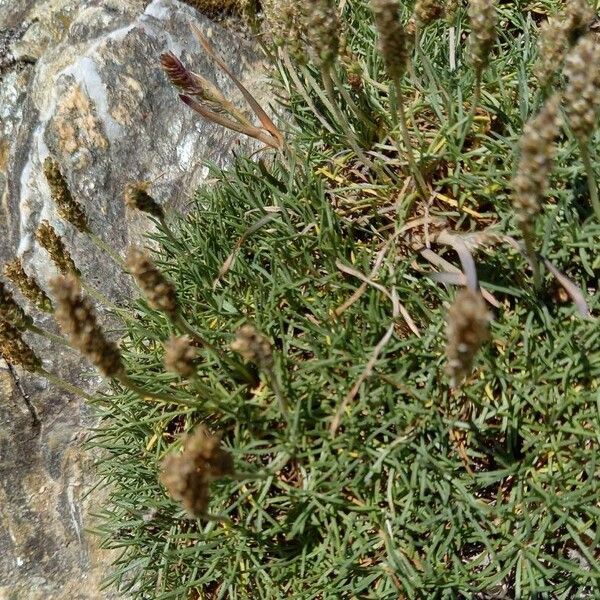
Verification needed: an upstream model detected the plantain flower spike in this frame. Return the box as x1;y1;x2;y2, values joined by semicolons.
4;259;53;313
231;324;274;370
512;95;560;235
305;0;340;68
0;281;33;330
0;319;42;373
124;182;165;219
127;247;179;318
415;0;445;25
164;336;197;377
445;289;491;387
370;0;411;81
562;35;600;144
467;0;497;75
160;425;234;517
36;221;80;277
535;0;594;87
51;276;124;378
43;157;89;233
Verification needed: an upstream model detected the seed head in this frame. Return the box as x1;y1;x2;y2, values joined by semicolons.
4;259;53;313
445;0;460;23
231;324;273;370
414;0;444;25
467;0;497;74
262;0;307;62
160;425;234;516
305;0;340;67
0;319;41;373
370;0;411;80
36;221;80;277
164;336;197;377
51;275;124;377
0;280;32;330
124;183;165;219
127;247;179;318
562;35;600;143
445;289;491;387
43;158;89;233
535;0;595;87
512;96;560;233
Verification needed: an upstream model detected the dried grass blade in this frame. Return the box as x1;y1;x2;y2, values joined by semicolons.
191;23;284;147
180;95;280;149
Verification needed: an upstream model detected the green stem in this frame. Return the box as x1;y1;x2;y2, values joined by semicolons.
458;72;482;151
523;231;541;291
117;373;197;406
27;324;71;348
40;368;95;401
175;315;256;385
415;25;449;116
158;216;179;246
79;279;122;314
392;78;429;199
329;68;373;129
266;365;289;421
322;67;377;172
88;233;127;270
579;141;600;221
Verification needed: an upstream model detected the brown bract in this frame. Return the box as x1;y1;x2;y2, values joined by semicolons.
0;318;41;373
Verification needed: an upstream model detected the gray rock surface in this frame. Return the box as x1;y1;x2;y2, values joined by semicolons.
0;0;262;596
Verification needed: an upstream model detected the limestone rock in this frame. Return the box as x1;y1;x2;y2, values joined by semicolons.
0;0;262;596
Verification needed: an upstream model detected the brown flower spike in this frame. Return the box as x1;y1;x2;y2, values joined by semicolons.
43;157;89;233
4;259;52;313
36;221;80;277
445;289;491;387
562;35;600;144
231;325;274;370
51;276;124;377
512;96;560;234
0;318;41;373
127;247;179;318
0;281;32;330
164;336;197;377
370;0;411;81
160;425;234;517
534;0;594;87
415;0;444;25
306;0;340;68
468;0;497;74
124;183;165;219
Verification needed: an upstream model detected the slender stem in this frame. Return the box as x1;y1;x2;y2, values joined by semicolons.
88;233;127;270
415;25;449;112
27;323;71;348
117;373;198;406
322;67;377;171
458;72;482;151
175;315;256;385
579;141;600;221
158;216;179;246
79;279;122;313
39;368;95;401
392;78;429;199
266;365;289;421
523;231;541;290
281;51;335;134
329;68;373;128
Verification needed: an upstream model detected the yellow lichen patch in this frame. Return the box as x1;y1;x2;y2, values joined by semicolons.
50;83;108;167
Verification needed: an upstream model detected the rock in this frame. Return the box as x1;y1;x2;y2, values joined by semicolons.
0;0;263;596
